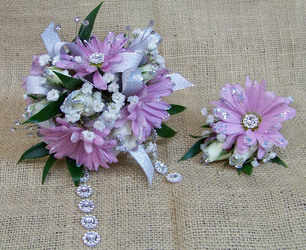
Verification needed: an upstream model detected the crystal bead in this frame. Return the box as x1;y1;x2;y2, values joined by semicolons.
286;96;294;103
81;215;98;229
9;128;15;132
152;151;158;159
14;120;20;126
213;108;230;120
83;20;90;27
76;185;92;198
151;130;158;141
166;173;182;183
231;87;244;103
78;199;94;213
55;24;61;31
27;133;33;137
229;154;244;168
74;17;80;23
200;153;210;164
154;161;168;175
83;231;100;247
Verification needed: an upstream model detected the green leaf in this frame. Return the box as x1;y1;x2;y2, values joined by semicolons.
240;163;253;175
42;155;56;184
66;157;84;186
179;138;205;161
201;124;211;128
18;142;49;163
87;112;100;121
23;93;67;124
155;123;177;138
78;2;104;42
53;72;83;90
189;134;203;139
167;104;186;115
237;168;242;175
218;149;228;158
97;66;104;76
28;94;43;100
270;156;288;168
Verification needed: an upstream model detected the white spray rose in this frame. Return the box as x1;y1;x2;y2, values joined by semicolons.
26;100;54;128
60;90;95;118
202;141;231;163
44;67;70;85
109;121;143;151
229;144;258;168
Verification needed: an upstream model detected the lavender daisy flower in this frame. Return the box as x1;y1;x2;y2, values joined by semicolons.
211;76;295;161
181;76;296;174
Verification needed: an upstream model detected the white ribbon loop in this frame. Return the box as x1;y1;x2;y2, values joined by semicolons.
41;22;61;58
110;52;143;73
129;146;154;185
169;73;194;91
122;68;144;96
25;76;52;95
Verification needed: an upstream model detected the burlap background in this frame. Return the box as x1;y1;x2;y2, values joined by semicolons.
0;0;305;249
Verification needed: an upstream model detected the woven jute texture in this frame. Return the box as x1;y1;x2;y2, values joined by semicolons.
0;0;305;249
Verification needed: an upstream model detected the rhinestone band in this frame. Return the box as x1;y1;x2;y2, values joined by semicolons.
76;171;101;247
150;129;182;183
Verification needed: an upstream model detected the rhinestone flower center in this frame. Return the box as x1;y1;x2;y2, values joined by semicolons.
89;53;104;65
242;113;260;129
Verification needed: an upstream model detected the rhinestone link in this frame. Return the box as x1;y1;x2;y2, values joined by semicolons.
81;215;98;229
83;231;101;247
150;129;183;182
166;173;183;183
154;161;168;175
78;199;95;213
76;185;92;198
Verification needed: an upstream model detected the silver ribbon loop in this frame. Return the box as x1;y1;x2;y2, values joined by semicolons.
122;68;144;96
110;52;143;73
41;22;61;58
25;76;52;95
129;146;154;185
168;73;194;91
65;43;86;58
53;42;67;57
128;27;162;52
